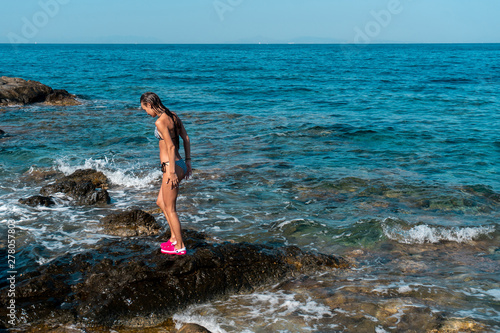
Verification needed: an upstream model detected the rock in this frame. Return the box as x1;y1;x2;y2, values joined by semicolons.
54;168;108;187
45;89;80;106
0;76;51;105
460;184;500;203
0;230;349;329
100;209;162;237
0;129;5;137
0;76;80;106
20;168;64;183
19;195;55;207
178;323;212;333
429;318;487;332
40;169;110;205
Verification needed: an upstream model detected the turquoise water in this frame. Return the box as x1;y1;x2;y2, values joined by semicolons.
1;44;499;331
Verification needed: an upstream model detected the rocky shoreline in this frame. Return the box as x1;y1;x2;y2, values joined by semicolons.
0;76;80;106
1;229;349;331
3;169;350;332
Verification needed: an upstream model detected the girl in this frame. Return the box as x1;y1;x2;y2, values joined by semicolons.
140;92;191;255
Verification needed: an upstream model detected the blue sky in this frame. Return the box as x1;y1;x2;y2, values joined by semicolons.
2;0;500;44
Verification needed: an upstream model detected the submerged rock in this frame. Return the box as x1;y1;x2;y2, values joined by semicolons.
0;230;349;329
429;318;487;332
39;169;110;205
19;195;55;207
100;209;162;237
0;76;80;106
459;184;500;203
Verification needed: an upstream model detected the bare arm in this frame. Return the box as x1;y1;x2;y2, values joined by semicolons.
178;118;192;179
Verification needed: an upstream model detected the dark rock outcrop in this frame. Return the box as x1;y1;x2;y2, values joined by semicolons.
40;169;110;205
0;76;80;106
0;230;349;329
100;209;162;237
19;195;55;207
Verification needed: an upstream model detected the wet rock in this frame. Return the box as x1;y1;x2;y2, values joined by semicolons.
10;322;177;333
0;229;349;329
177;323;212;333
100;209;162;237
395;259;428;274
378;304;444;332
0;76;51;105
430;318;487;332
460;184;500;203
20;168;64;183
45;89;80;106
0;129;5;137
19;195;55;207
56;168;108;187
359;183;390;196
145;207;162;215
416;199;431;208
0;76;80;106
40;169;110;205
332;177;370;192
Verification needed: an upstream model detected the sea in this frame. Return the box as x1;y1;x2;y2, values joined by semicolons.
0;44;499;332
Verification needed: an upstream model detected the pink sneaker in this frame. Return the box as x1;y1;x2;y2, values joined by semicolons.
162;246;187;255
161;240;177;250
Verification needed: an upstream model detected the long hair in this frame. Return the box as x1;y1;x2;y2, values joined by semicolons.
141;92;179;135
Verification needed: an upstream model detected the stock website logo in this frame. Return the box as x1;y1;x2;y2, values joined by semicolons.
213;0;244;21
8;0;70;44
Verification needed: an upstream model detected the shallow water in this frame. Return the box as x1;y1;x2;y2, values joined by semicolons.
1;44;499;331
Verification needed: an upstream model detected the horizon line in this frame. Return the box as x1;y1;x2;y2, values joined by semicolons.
2;42;500;46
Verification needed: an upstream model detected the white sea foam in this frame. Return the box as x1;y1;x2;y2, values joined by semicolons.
382;218;495;244
274;218;298;230
455;308;500;322
372;281;441;295
173;290;334;332
375;326;389;333
56;157;161;188
0;203;27;215
183;212;210;224
230;290;334;323
485;289;500;301
172;313;230;333
461;287;500;302
397;285;412;293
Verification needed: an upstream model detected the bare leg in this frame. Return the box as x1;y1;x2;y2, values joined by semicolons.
157;187;177;244
161;163;186;250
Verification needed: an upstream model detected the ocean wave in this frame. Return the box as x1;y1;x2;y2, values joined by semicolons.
173;313;229;333
173;290;334;332
381;218;495;244
56;157;161;188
